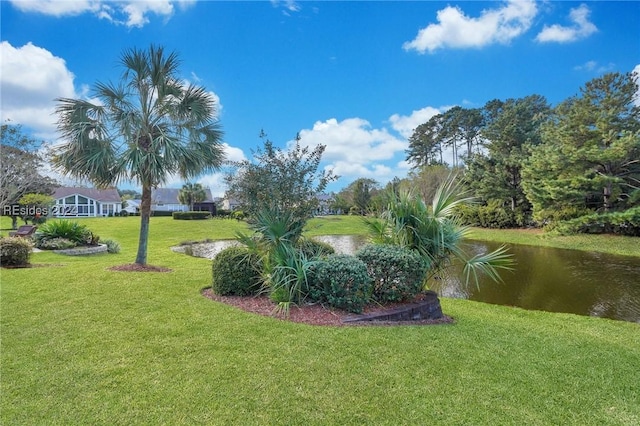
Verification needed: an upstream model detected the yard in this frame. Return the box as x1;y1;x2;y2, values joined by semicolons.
1;216;639;425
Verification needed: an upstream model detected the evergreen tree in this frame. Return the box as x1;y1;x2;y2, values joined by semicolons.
522;72;640;221
466;95;550;212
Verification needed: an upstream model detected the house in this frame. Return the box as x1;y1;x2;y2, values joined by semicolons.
220;197;242;211
315;193;336;215
122;199;140;214
151;188;216;213
52;187;122;217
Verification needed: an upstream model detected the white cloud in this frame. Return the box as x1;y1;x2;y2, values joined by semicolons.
389;105;448;139
296;117;407;183
298;117;405;163
574;60;615;74
271;0;301;14
403;0;537;53
8;0;193;28
197;173;227;198
536;4;597;43
633;64;640;107
221;143;247;163
0;41;77;137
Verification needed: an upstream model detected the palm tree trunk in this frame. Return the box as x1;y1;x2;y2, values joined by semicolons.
135;185;152;265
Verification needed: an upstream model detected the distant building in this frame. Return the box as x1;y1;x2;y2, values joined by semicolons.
52;187;122;217
52;187;218;217
221;197;242;211
122;199;140;214
151;188;216;214
315;193;336;215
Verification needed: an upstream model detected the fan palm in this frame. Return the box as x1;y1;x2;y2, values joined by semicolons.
179;182;207;211
52;45;225;265
365;175;514;288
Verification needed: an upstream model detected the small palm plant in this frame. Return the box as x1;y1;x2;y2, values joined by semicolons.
365;175;513;288
236;206;317;317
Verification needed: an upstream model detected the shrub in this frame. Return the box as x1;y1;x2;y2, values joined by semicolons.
36;237;76;250
172;211;212;220
211;247;262;296
151;210;174;217
231;210;245;221
308;254;372;314
102;239;121;254
356;244;429;303
297;238;335;260
552;207;640;236
0;237;33;267
457;202;531;229
120;210;129;217
37;220;90;244
35;220;100;249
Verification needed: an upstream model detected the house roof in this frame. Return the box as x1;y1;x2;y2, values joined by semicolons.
53;187;121;203
152;188;214;204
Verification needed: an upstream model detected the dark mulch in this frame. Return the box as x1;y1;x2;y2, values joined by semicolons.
202;288;454;327
107;263;173;272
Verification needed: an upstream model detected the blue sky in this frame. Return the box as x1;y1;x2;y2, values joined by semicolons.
1;0;639;196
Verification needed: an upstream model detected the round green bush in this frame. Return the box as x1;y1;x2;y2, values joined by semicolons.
211;247;262;296
297;238;335;259
308;254;372;314
0;237;33;267
356;244;430;303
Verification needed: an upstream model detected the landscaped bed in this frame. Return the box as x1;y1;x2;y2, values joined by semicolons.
202;288;454;326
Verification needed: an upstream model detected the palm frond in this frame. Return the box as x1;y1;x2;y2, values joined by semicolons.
462;245;515;288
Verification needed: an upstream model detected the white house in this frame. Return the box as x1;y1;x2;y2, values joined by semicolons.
151;188;215;212
52;187;122;217
122;199;140;214
220;197;242;211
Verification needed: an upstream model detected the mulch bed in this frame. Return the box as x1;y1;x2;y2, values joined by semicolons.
202;288;454;327
107;264;173;272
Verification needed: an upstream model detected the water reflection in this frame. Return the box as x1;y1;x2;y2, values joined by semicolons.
178;235;640;323
436;240;640;323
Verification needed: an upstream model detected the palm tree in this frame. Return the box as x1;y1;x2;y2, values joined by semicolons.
365;175;514;288
178;182;207;211
52;45;225;265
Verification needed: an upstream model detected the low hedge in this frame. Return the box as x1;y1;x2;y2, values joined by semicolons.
356;244;430;303
211;247;262;296
0;237;33;267
553;207;640;236
172;211;212;220
308;254;372;314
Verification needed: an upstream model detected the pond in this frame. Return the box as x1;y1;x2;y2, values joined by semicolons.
178;235;640;323
440;240;640;324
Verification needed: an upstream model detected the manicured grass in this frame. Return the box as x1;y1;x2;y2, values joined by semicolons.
2;216;639;424
467;226;640;257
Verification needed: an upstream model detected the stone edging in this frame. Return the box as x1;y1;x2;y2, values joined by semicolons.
53;244;108;256
342;291;444;323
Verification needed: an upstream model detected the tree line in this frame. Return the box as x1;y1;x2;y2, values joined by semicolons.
338;71;639;231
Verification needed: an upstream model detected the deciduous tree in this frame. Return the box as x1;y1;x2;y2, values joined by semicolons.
0;124;58;229
225;132;336;227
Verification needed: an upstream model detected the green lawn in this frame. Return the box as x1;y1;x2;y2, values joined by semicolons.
2;216;639;425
